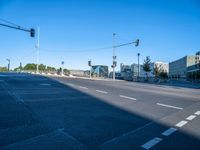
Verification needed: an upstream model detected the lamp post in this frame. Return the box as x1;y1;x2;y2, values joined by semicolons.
88;60;92;79
6;59;10;72
137;53;140;81
112;33;116;80
36;26;40;74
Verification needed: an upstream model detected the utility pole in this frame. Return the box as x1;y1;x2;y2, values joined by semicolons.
36;26;40;74
6;59;10;72
137;53;140;81
112;33;116;80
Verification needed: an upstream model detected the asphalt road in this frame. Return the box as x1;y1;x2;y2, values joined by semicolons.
0;73;200;150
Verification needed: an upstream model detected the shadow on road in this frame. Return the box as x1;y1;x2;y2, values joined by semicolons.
0;73;199;150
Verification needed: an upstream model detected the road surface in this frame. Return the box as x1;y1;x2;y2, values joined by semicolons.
0;73;200;150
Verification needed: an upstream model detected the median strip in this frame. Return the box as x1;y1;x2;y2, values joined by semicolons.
95;90;108;94
156;103;183;110
119;95;137;101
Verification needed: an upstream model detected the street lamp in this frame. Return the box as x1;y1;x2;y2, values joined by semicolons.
6;59;10;72
88;60;92;79
112;33;116;80
137;53;140;81
36;26;40;74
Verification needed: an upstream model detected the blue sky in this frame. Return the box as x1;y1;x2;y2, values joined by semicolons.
0;0;200;71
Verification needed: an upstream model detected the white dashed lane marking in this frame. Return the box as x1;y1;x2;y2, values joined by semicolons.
156;103;183;110
79;86;88;90
66;83;75;86
186;115;196;121
119;95;137;101
194;111;200;115
141;137;162;149
176;120;188;127
95;90;108;94
161;128;177;136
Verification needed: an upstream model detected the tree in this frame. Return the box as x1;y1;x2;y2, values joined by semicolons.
0;66;8;72
153;64;159;78
143;56;151;80
24;63;36;70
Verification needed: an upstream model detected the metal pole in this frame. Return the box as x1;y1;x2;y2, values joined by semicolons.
137;53;140;81
6;59;10;72
113;33;115;80
36;26;40;74
90;66;92;79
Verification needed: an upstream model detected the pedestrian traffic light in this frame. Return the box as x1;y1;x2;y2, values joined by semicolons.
135;39;139;47
30;28;35;37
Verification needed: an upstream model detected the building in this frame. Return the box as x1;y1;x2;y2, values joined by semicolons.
69;70;85;76
187;51;200;80
91;65;108;78
169;53;198;80
139;61;169;78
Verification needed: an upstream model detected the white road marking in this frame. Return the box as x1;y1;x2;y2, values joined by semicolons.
176;120;188;127
40;83;51;86
79;86;88;90
194;111;200;115
95;90;108;94
156;103;183;110
161;128;177;136
67;83;75;86
141;137;162;149
186;115;196;121
119;95;137;101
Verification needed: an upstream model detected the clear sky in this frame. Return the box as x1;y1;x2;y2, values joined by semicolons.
0;0;200;71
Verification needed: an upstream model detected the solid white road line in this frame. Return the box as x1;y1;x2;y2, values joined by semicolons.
186;115;196;121
176;120;188;127
95;90;108;94
161;128;177;136
119;95;137;101
194;111;200;115
79;86;88;90
156;103;183;110
141;137;162;149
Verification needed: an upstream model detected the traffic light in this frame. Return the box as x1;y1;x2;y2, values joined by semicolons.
135;39;139;47
88;60;91;66
30;28;35;37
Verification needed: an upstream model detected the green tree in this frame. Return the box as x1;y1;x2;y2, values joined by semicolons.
143;56;151;80
0;66;8;72
39;64;46;71
24;63;36;70
153;64;159;78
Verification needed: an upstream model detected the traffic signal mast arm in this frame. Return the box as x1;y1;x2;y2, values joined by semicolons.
114;39;139;48
0;23;35;37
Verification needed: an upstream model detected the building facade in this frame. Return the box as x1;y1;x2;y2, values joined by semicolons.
169;55;197;79
91;65;109;78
